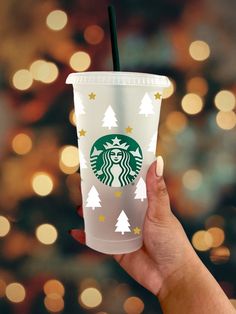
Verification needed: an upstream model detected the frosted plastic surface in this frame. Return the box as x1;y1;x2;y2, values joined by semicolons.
66;71;170;254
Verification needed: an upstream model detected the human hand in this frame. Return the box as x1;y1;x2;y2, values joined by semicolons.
69;157;198;297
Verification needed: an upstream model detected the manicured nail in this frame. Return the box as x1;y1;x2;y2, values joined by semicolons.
156;156;164;177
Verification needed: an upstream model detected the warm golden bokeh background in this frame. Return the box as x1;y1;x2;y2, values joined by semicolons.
0;0;235;313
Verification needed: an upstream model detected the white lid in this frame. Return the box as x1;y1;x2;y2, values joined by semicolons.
66;71;170;87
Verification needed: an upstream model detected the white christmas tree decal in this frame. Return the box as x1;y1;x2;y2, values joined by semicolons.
79;149;87;169
148;132;157;153
85;186;101;210
115;210;131;235
139;93;155;117
134;177;147;202
102;106;118;129
74;93;85;115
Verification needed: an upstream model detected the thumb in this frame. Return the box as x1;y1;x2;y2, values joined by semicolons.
146;156;172;222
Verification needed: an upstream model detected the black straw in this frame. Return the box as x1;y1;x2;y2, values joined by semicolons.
108;5;120;71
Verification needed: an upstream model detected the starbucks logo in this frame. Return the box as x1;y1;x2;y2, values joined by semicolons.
90;134;143;187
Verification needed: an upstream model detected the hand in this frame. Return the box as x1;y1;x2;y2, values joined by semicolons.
69;158;198;297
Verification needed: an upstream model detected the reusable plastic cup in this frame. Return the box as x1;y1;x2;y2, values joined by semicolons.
66;71;170;254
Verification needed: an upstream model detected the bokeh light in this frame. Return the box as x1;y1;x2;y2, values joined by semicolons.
46;10;68;31
214;90;236;111
0;216;11;237
12;69;33;91
84;25;104;45
79;287;102;309
69;51;91;71
6;283;26;303
192;230;213;251
189;40;210;61
44;279;65;297
216;111;236;130
69;109;76;126
205;215;225;229
59;161;79;174
123;296;145;314
181;93;203;115
207;227;225;248
166;111;188;133
36;224;58;245
60;145;79;168
79;278;100;291
30;60;58;83
230;299;236;309
186;77;208;97
182;169;203;190
0;279;6;297
12;133;32;155
162;79;175;99
210;246;230;264
44;294;64;313
32;172;54;196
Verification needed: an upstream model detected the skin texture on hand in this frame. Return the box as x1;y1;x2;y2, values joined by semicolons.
69;160;236;314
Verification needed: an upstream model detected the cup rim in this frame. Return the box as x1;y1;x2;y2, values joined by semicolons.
66;71;170;87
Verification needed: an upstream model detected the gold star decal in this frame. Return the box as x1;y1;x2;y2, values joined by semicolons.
98;215;105;222
154;92;162;100
114;191;122;198
125;126;133;133
79;129;86;137
88;92;96;100
133;227;141;235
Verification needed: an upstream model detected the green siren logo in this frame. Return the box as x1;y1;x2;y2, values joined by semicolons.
90;134;143;187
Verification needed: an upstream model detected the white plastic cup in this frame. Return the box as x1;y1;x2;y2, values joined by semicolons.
66;71;170;254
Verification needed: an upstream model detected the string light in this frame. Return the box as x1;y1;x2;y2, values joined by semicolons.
79;278;100;291
29;60;58;83
123;296;145;314
36;224;58;245
207;227;225;248
59;161;79;174
162;79;175;99
166;111;187;133
32;172;54;196
186;77;208;97
69;51;91;71
189;40;210;61
84;25;104;45
6;283;26;303
214;90;236;111
11;133;32;155
0;216;11;237
46;10;68;31
0;279;6;297
79;287;102;309
44;280;65;297
60;145;79;168
69;109;77;126
182;169;202;190
216;111;236;130
44;294;64;313
12;69;33;91
205;215;225;229
181;93;203;115
192;230;213;251
230;299;236;309
210;246;230;264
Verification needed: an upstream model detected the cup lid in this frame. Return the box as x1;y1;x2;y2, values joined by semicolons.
66;71;170;87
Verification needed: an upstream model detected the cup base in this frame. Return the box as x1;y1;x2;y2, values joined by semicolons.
85;233;143;255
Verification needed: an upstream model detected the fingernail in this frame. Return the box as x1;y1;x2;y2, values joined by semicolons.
156;156;164;177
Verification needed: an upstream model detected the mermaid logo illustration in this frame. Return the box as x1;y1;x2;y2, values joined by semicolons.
90;134;143;187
